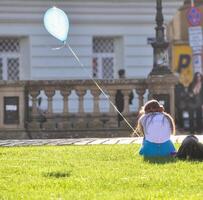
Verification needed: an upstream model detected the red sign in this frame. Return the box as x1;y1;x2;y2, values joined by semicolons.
187;7;202;26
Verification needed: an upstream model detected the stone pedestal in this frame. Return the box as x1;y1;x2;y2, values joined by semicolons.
147;74;178;118
0;84;26;132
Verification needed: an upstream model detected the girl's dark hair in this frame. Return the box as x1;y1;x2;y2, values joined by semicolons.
136;99;175;135
144;99;164;113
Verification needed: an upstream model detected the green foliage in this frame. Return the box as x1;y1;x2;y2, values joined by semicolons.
0;144;202;200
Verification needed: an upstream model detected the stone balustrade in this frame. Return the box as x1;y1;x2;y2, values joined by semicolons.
27;79;147;137
0;79;147;138
0;74;178;139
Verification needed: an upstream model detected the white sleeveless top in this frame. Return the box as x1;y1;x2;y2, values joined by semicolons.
140;112;172;143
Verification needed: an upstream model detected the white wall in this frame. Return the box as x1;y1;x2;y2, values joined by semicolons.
0;0;183;80
0;0;184;112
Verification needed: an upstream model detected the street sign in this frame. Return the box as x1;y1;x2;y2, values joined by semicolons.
188;26;203;47
187;6;203;74
192;46;202;54
187;7;202;26
193;54;202;73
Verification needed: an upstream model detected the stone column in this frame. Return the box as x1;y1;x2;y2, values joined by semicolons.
147;0;178;122
123;90;130;114
29;90;40;130
75;89;87;128
136;87;146;109
60;89;71;114
108;90;117;114
118;90;132;129
44;89;55;115
91;90;101;114
43;89;56;130
30;90;40;116
59;89;71;130
90;89;103;128
107;90;117;128
76;89;86;114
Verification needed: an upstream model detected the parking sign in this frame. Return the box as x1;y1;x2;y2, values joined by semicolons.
187;7;202;26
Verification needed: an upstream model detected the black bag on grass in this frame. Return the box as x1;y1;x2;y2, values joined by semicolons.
176;135;203;160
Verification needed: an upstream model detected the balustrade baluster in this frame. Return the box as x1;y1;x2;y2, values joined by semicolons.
108;90;116;114
76;89;86;114
74;89;87;128
42;89;56;130
60;89;71;114
28;89;40;130
91;90;101;114
44;89;55;115
89;89;103;128
58;89;72;130
106;90;117;128
29;90;40;116
123;90;131;114
136;87;146;109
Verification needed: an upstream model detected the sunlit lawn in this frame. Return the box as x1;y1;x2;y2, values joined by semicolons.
0;144;202;200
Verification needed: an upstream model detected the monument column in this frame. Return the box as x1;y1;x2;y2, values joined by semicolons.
147;0;178;118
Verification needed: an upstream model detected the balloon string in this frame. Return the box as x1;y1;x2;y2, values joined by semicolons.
66;44;139;136
52;41;66;50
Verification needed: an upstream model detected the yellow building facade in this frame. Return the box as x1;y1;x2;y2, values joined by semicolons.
168;0;203;86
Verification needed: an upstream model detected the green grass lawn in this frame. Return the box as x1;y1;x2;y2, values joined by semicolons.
0;144;202;200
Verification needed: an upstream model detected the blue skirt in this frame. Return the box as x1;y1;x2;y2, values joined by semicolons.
139;139;176;157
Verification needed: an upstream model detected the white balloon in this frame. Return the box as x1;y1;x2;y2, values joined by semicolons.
44;7;69;42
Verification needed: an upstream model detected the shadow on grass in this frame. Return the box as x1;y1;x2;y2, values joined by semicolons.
176;157;203;162
143;156;178;164
43;171;71;178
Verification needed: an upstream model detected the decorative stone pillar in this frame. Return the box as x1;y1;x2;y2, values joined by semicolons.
107;90;117;128
76;89;86;114
108;90;117;114
30;90;40;116
28;90;41;130
147;0;178;119
123;90;130;114
44;89;55;115
150;0;172;76
89;89;103;128
58;89;72;130
91;90;101;114
43;89;56;130
60;89;71;114
118;90;132;129
75;89;87;128
136;87;146;109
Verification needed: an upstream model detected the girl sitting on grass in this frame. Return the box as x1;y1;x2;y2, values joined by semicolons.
136;99;176;157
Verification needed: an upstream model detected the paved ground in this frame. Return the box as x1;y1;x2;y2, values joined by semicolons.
0;135;202;147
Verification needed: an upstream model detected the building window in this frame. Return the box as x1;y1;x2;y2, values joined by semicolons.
0;38;20;80
92;37;115;79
